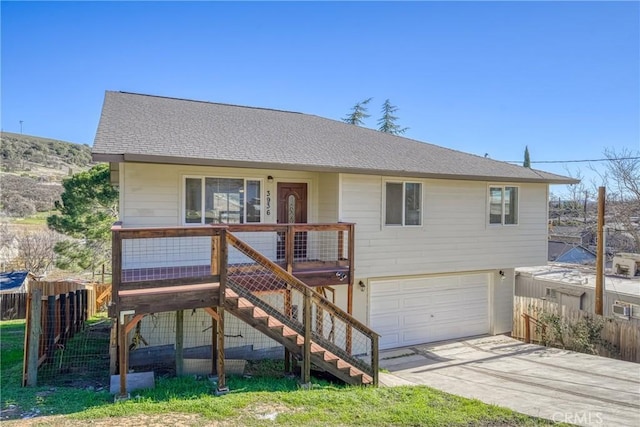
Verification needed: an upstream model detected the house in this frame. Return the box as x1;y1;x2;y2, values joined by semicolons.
0;270;30;294
548;225;594;246
548;241;596;264
92;91;576;393
516;264;640;319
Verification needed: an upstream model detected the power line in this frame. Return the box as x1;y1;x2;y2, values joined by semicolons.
504;157;640;164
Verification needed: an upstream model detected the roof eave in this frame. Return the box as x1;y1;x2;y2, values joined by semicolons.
94;152;578;184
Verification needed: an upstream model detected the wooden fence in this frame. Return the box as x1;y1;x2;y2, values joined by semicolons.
513;295;640;363
1;293;28;320
1;281;111;322
21;281;112;386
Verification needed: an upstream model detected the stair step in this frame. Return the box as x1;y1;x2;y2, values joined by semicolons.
281;325;298;338
225;289;239;299
310;342;325;355
237;298;254;310
267;317;284;329
336;359;350;370
279;326;304;346
252;307;269;319
224;275;375;386
322;350;339;363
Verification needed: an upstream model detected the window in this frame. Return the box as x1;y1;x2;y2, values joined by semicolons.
385;182;422;226
489;186;518;225
184;177;261;224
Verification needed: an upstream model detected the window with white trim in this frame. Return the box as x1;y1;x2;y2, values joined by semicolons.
489;186;518;225
184;177;261;224
385;182;422;226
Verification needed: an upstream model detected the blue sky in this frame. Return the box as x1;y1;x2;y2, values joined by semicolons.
1;1;638;194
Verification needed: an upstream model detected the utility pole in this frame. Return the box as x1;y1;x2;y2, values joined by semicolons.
595;186;605;315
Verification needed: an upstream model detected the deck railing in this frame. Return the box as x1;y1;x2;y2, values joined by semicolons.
109;222;376;385
110;223;227;314
226;232;378;385
227;223;355;287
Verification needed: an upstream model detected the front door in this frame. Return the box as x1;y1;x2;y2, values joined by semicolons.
277;182;308;260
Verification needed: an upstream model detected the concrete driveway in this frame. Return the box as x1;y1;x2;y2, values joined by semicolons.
379;335;640;427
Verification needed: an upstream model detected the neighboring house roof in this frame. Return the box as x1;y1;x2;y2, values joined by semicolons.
548;241;597;264
0;270;29;294
92;91;578;184
517;264;640;299
549;226;592;236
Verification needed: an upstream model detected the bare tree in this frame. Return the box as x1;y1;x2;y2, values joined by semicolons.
592;148;640;252
549;168;594;226
11;229;64;275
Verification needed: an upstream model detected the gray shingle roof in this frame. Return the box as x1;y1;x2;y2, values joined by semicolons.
92;91;577;184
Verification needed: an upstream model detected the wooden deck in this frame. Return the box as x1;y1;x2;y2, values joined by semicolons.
108;222;372;397
117;282;220;313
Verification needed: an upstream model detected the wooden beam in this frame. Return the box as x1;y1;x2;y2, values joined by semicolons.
284;289;292;373
286;225;294;274
220;229;227;307
348;224;355;286
112;227;122;314
176;310;184;377
124;314;145;335
302;290;312;385
216;307;227;392
203;307;220;322
346;283;353;354
211;235;220;276
119;276;220;291
24;289;42;387
227;224;288;233
118;316;128;397
109;321;118;375
116;225;226;239
96;285;112;306
46;296;56;363
595;186;605;316
211;310;217;376
371;334;379;386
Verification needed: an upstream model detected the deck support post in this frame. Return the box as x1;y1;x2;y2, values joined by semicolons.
175;310;184;377
372;334;379;386
216;306;227;393
211;313;217;375
302;289;312;385
284;288;292;373
118;314;128;398
286;225;294;274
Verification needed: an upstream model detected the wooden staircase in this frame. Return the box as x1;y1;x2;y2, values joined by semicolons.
224;286;373;385
225;232;378;386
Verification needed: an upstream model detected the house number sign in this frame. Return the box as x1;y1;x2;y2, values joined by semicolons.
266;190;271;216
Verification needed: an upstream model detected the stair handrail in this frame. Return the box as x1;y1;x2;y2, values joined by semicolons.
226;232;378;340
226;231;379;384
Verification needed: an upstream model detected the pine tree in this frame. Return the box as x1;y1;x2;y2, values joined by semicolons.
342;98;372;126
523;146;531;168
47;164;118;270
377;99;408;135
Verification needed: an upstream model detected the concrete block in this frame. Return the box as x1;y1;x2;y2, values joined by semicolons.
110;371;155;394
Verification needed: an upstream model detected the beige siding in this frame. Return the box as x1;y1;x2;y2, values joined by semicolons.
340;174;549;278
317;172;339;223
491;268;514;334
120;163;322;227
121;163;181;226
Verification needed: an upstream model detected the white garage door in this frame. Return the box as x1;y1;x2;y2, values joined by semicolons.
370;273;490;350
